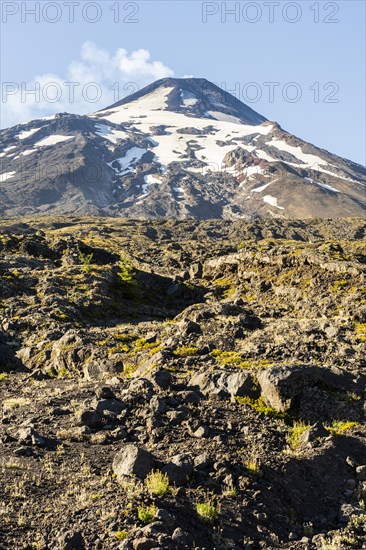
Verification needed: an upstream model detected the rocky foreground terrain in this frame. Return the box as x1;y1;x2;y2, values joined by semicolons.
0;217;366;549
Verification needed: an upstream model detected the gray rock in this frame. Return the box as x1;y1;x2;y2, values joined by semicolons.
149;370;172;390
162;454;193;486
17;427;45;447
193;453;211;469
95;398;126;418
155;509;174;529
178;319;201;335
57;530;85;549
191;425;209;438
113;444;155;480
149;396;167;414
299;421;329;448
167;283;182;298
176;390;201;404
76;409;103;429
356;465;366;481
132;537;156;550
171;527;192;545
338;503;364;523
96;386;116;399
189;369;255;399
189;263;203;279
257;364;363;413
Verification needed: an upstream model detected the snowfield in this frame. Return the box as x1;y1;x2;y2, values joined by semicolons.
0;172;16;182
94;123;129;144
94;87;273;173
17;128;41;140
109;147;147;175
34;135;75;147
263;195;285;210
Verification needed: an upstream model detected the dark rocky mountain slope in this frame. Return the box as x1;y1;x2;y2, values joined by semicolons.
1;78;365;219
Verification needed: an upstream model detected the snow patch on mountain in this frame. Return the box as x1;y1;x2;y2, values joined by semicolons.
96;86;274;174
0;172;16;182
180;90;198;107
94;123;129;144
0;146;17;158
255;150;277;162
99;87;176;124
263;195;284;210
13;149;35;160
207;111;243;124
267;138;327;168
252;181;273;193
34;135;75;147
17;128;41;140
109;147;147;175
305;177;340;193
145;174;162;185
244;166;264;177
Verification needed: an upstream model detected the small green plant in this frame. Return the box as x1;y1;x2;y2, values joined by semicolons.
196;501;217;523
331;279;348;291
113;332;139;343
326;420;359;436
76;244;93;272
236;396;288;420
57;367;69;379
114;531;128;541
354;323;366;342
137;504;157;524
223;486;237;498
134;338;162;353
212;350;271;370
243;455;261;476
173;346;198;357
286;421;311;451
0;373;7;381
145;470;169;497
118;257;136;285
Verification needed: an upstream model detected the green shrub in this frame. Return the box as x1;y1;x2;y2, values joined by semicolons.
196;501;217;523
173;346;198;357
118;257;135;286
76;244;93;272
114;531;128;541
326;420;359;436
354;323;366;342
113;332;139;342
236;396;288;420
137;504;157;524
145;470;169;497
243;458;261;476
286;421;310;450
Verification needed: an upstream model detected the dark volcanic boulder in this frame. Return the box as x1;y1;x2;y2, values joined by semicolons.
189;369;256;399
113;444;155;480
162;453;193;486
257;364;363;412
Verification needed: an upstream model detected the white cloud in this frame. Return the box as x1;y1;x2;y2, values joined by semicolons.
1;42;174;129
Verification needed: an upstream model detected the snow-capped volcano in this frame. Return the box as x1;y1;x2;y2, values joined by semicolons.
104;77;267;125
0;77;365;219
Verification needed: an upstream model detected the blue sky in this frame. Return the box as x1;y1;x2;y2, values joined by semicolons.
1;0;365;164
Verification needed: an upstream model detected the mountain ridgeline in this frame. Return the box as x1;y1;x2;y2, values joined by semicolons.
0;77;365;219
